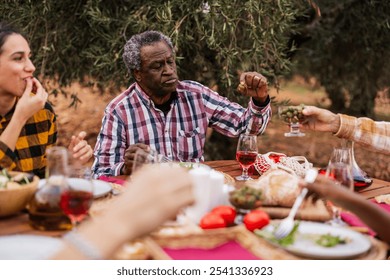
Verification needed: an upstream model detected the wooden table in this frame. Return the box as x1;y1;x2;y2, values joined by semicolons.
206;160;390;199
1;160;389;237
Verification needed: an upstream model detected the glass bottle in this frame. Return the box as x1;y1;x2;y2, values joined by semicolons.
343;140;373;188
28;147;72;231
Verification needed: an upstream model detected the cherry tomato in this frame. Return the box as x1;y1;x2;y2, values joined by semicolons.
199;213;227;229
243;209;270;231
211;205;236;225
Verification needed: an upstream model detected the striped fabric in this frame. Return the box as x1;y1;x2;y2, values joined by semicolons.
0;102;57;178
92;80;271;177
336;114;390;155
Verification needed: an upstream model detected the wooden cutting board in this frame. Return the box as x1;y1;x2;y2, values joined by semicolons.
259;199;332;222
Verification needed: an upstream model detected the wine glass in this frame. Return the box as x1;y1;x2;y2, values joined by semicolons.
278;105;306;137
60;166;94;229
235;133;258;181
325;148;354;225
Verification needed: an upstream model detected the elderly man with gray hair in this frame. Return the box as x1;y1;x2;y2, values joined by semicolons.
92;30;272;177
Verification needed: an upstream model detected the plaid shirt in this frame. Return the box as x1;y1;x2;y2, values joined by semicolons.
0;102;57;178
336;114;390;155
92;80;271;177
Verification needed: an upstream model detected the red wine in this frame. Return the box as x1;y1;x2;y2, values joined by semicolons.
353;176;373;188
60;190;93;222
352;164;373;188
236;151;257;168
29;183;72;231
320;167;372;189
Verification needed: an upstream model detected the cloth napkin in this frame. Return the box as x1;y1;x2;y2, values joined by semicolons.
341;200;390;236
163;240;260;260
98;175;126;186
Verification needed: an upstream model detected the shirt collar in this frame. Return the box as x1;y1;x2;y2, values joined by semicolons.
133;82;180;107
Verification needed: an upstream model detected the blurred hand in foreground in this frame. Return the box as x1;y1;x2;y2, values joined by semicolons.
68;131;93;165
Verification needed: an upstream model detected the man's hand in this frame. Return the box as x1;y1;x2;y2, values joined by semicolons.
122;143;151;175
237;72;268;103
68;131;93;165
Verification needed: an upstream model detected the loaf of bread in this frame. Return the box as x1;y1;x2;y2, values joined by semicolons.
246;169;300;207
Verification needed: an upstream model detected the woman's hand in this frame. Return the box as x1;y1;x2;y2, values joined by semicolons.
68;131;93;164
237;72;268;103
301;106;340;133
299;174;352;206
113;165;194;238
14;78;48;123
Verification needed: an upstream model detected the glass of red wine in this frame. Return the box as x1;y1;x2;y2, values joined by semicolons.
325;148;354;225
60;167;94;229
235;133;258;181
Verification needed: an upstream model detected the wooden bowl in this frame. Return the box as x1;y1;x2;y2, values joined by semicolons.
0;172;39;217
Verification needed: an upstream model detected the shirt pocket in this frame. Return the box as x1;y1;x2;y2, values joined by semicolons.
178;127;203;161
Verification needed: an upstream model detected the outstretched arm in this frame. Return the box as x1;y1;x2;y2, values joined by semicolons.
52;165;194;259
301;174;390;244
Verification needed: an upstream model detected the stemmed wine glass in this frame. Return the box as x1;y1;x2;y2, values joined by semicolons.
278;105;306;137
235;133;258;181
325;148;354;225
60;166;94;229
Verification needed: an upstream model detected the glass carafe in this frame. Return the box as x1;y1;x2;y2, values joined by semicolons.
28;147;72;231
343;140;373;188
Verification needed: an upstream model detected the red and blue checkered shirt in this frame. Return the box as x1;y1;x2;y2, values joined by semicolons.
92;80;271;177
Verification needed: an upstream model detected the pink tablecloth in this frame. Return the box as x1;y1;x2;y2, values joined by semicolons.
163;240;260;260
98;176;126;186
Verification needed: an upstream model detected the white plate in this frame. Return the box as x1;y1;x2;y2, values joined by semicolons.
262;221;372;259
159;162;211;171
0;235;63;260
39;179;112;199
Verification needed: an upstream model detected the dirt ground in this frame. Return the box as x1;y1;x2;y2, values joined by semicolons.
49;77;390;181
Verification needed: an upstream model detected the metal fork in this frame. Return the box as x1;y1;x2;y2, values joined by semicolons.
273;168;318;240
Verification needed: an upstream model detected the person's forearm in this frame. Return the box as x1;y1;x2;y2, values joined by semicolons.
334;193;390;243
0;116;26;151
329;114;341;133
53;215;137;260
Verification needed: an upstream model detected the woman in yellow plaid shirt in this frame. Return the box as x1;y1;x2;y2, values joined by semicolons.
0;22;93;178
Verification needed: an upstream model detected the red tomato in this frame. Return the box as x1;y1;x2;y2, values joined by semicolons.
243;209;270;231
199;213;227;229
211;205;236;225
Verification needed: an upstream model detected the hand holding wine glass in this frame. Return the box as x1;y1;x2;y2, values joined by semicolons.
235;133;258;181
278;104;307;137
60;167;94;229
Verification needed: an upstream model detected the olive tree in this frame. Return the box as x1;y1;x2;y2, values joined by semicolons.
292;0;390;117
2;0;307;159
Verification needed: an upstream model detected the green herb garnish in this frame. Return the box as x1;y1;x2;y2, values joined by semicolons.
255;221;300;247
315;233;347;247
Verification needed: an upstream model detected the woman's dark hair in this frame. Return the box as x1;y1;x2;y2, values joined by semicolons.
0;22;24;54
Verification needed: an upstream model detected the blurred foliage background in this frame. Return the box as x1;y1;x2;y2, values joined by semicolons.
1;0;389;160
